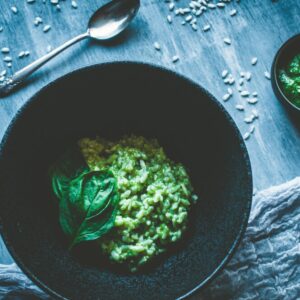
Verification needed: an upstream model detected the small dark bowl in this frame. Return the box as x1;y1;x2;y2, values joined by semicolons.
0;62;252;300
271;33;300;113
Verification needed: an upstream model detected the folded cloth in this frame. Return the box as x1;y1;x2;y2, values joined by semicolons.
196;177;300;300
1;178;299;300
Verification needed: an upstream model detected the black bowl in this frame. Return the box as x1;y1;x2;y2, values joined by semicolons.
0;62;252;300
271;33;300;113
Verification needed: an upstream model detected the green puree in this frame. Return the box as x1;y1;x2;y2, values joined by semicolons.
279;54;300;108
79;136;197;272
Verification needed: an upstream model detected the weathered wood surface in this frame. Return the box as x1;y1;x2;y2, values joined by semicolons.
0;0;299;277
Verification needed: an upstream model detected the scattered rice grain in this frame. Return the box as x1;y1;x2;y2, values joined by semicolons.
230;9;237;16
11;6;18;14
3;56;12;62
1;47;9;54
264;71;271;80
244;116;254;124
71;1;78;9
241;90;250;97
185;15;192;22
243;132;251;140
169;3;175;11
228;77;235;85
154;42;161;51
247;98;258;104
207;3;216;9
224;38;231;45
203;24;211;32
236;104;244;111
217;3;225;8
34;17;43;26
172;55;179;63
43;25;51;32
251;57;258;65
18;51;25;58
222;93;231;101
221;70;228;78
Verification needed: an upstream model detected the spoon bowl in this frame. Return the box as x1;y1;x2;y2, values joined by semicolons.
88;0;140;40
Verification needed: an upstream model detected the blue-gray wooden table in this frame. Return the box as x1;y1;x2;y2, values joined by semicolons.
0;0;299;280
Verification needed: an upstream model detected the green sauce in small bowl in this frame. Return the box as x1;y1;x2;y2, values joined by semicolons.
279;53;300;108
271;34;300;113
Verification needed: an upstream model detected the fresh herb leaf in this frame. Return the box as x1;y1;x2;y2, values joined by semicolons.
50;147;120;248
288;54;300;76
68;170;119;248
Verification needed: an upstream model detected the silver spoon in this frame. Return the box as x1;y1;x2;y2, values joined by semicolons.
0;0;140;97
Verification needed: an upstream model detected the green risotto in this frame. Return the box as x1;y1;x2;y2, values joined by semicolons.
50;136;197;271
279;53;300;108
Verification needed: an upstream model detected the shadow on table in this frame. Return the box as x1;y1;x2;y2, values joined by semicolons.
287;110;300;132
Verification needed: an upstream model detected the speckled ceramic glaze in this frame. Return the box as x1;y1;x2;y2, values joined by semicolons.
0;62;252;300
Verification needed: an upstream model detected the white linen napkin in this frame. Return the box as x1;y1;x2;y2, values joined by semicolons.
1;178;300;300
196;177;300;300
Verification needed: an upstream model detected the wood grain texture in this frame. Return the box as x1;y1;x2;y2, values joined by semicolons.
0;0;299;275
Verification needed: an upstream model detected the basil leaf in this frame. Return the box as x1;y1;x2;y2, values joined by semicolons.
50;147;120;248
68;170;119;248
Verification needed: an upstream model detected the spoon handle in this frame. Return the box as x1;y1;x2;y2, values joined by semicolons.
0;32;89;97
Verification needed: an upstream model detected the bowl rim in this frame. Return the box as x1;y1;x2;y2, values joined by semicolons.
0;61;253;300
271;33;300;112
